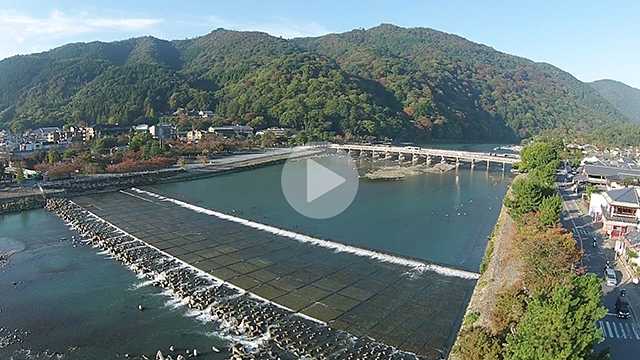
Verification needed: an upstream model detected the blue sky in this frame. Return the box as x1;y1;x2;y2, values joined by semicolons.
1;0;639;88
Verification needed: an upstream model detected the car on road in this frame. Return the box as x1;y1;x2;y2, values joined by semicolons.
615;292;630;319
604;268;617;287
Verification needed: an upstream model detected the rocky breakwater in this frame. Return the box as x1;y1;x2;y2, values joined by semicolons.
45;198;427;360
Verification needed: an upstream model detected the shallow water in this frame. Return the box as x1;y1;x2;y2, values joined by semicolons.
0;210;230;360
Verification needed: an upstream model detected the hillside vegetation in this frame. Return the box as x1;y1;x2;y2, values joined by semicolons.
0;24;629;141
590;79;640;125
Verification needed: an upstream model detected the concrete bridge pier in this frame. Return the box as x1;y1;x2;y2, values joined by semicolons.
441;156;448;164
471;159;475;169
502;162;506;172
455;157;460;168
412;154;421;163
385;152;394;160
426;155;433;165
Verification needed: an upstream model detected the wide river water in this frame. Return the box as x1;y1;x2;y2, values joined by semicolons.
0;143;515;359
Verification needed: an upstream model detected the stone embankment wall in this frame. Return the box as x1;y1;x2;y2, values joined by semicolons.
0;190;67;214
41;168;187;195
449;175;523;359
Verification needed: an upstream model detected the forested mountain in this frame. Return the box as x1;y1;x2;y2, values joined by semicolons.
0;24;629;141
590;79;640;125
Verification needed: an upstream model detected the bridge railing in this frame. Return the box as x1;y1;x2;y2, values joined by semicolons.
328;144;519;163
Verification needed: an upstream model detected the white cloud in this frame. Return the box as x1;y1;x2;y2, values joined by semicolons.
0;9;163;59
84;18;163;31
0;9;162;41
204;15;330;39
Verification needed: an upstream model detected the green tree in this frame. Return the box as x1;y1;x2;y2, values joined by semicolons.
15;161;24;185
92;136;117;155
504;275;608;360
47;148;62;164
585;185;599;203
130;132;154;152
260;131;276;148
540;194;563;227
504;178;547;220
518;142;560;174
62;148;77;159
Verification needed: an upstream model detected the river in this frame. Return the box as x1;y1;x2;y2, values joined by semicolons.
0;143;515;359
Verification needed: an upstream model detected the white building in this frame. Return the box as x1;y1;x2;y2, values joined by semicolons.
590;187;640;236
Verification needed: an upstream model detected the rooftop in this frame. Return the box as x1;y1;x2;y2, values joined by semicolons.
603;187;640;208
626;231;640;246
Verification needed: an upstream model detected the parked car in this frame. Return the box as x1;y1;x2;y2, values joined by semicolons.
604;268;617;287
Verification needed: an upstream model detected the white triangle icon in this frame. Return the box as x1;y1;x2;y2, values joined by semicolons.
306;159;346;203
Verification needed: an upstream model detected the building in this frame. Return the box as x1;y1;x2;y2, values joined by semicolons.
256;127;293;137
199;110;215;118
582;164;640;185
31;127;61;142
187;130;205;142
18;142;57;152
149;124;173;139
133;124;150;133
208;125;253;138
590;187;640;236
82;124;129;141
622;231;640;253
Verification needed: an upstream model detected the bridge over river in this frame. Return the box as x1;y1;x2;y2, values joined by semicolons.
66;188;479;359
330;144;519;170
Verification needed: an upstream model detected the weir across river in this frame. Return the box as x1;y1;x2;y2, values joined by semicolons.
60;188;479;359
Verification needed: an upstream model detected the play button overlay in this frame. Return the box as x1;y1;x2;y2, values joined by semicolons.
306;159;346;202
282;144;359;219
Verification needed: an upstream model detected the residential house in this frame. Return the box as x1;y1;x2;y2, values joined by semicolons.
149;124;173;139
31;127;61;142
187;130;205;142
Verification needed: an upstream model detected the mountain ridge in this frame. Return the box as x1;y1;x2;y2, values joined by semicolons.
0;24;629;142
590;79;640;125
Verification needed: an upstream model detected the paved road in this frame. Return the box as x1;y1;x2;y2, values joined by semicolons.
556;171;640;359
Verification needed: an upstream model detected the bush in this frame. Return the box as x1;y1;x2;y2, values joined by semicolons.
454;326;503;360
490;287;527;334
463;311;481;326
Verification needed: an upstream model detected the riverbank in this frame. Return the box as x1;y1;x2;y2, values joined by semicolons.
449;175;524;359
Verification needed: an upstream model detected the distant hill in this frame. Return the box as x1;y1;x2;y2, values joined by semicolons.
590;79;640;125
0;24;629;142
